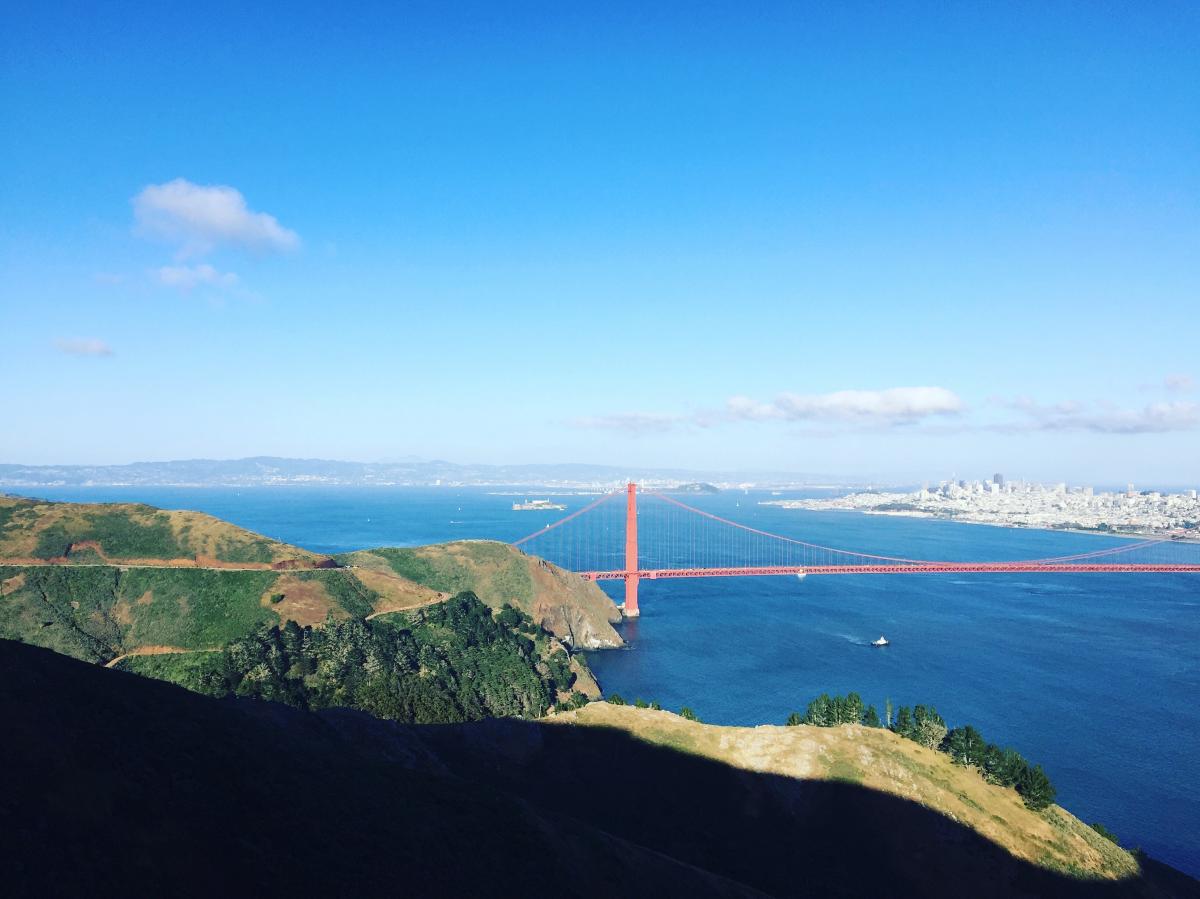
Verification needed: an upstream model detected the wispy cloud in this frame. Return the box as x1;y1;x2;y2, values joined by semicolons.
570;412;688;434
133;178;299;257
728;387;965;425
55;337;114;357
995;397;1200;434
573;384;1200;438
1164;373;1195;393
155;263;239;291
573;386;965;434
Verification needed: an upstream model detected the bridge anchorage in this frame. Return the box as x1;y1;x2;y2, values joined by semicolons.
512;483;1200;618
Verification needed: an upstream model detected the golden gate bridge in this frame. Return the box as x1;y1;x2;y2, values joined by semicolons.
513;484;1200;617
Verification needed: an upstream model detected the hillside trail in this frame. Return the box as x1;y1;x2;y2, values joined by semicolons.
104;646;220;668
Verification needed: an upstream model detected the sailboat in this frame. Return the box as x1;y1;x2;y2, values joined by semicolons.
871;635;889;647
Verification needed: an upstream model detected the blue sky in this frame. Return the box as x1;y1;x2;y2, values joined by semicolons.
2;1;1197;483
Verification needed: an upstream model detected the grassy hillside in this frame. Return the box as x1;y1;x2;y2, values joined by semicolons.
557;704;1139;882
4;639;1194;898
344;540;623;648
0;494;317;564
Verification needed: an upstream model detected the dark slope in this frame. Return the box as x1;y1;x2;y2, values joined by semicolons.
0;639;756;899
2;639;1197;898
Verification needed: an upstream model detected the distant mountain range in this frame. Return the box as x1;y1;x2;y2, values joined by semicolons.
0;456;859;489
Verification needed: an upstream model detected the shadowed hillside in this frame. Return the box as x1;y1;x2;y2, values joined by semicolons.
2;640;1196;898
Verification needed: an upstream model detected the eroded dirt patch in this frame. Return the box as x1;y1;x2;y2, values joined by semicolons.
0;572;26;596
262;575;346;626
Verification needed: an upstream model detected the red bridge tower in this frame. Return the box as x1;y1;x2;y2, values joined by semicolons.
624;482;640;617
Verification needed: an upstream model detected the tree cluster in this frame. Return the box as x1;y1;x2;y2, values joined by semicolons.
787;693;1057;811
196;592;575;724
791;692;880;729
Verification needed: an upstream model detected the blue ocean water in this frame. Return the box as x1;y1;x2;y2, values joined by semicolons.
15;485;1200;876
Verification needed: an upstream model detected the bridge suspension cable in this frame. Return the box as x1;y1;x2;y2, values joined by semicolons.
511;483;1200;595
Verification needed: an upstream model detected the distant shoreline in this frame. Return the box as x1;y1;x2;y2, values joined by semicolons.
764;503;1200;545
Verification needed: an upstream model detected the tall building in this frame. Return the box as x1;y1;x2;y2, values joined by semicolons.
993;473;1004;487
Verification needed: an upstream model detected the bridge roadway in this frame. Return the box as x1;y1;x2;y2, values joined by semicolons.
580;563;1200;580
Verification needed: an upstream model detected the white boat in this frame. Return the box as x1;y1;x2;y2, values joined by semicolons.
871;635;889;647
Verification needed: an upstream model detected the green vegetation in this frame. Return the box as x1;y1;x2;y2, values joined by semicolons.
1090;822;1122;845
0;564;384;662
192;592;573;723
679;706;699;722
608;693;626;705
364;543;533;601
794;691;865;727
33;508;185;559
344;540;624;650
0;495;318;565
0;564;122;661
555;691;590;712
118;567;278;648
115;650;227;689
790;691;1057;811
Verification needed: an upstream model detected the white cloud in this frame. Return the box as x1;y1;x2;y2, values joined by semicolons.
155;263;239;291
729;387;965;425
1164;374;1195;393
133;178;299;256
55;337;113;357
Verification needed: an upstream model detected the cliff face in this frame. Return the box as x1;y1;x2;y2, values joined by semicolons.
343;541;623;649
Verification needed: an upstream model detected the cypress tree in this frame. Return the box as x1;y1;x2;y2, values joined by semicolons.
1017;764;1056;811
844;692;864;726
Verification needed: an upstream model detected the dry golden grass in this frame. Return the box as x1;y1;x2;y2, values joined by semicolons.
164;509;318;564
1;571;27;596
353;567;445;618
556;703;1140;882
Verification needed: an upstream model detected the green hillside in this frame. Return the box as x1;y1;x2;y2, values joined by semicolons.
0;497;602;713
0;494;317;564
344;540;623;648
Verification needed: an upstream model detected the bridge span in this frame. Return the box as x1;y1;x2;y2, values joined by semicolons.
514;483;1200;617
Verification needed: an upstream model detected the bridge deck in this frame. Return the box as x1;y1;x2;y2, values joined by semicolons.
580;564;1200;579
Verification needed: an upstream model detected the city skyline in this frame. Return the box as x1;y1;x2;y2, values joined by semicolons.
3;2;1198;482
